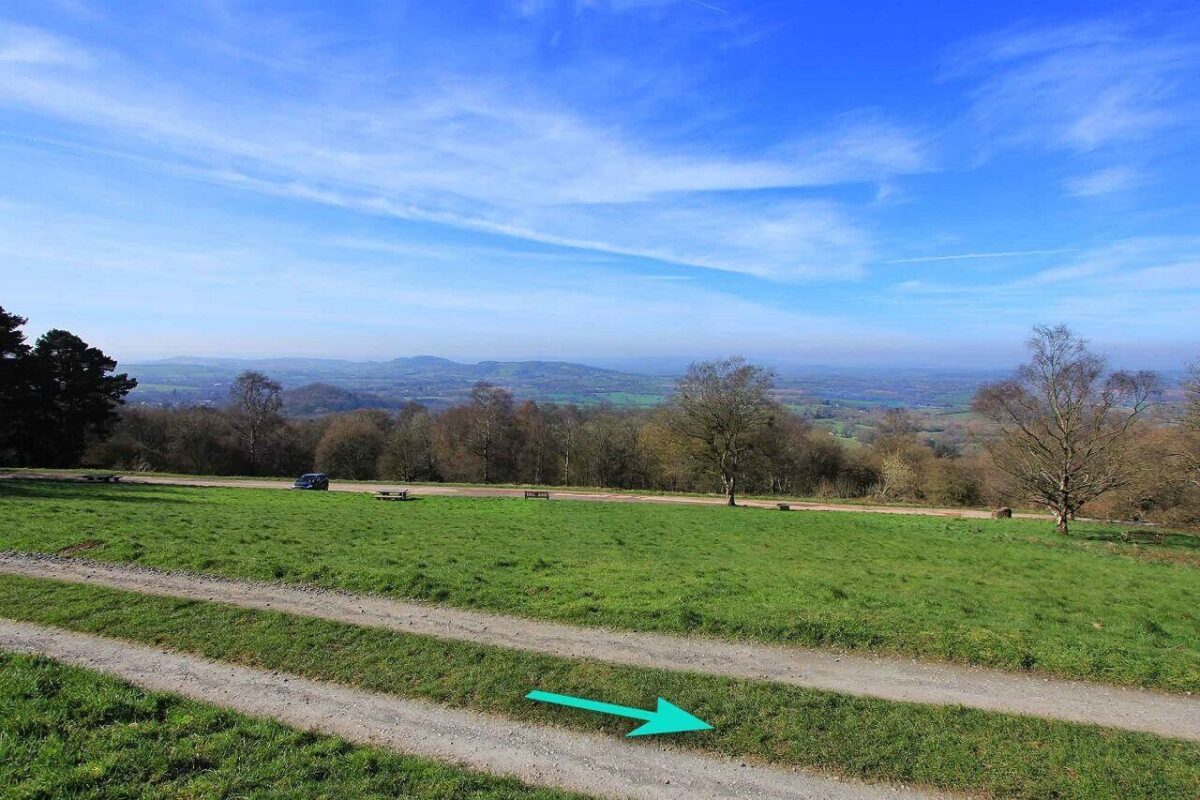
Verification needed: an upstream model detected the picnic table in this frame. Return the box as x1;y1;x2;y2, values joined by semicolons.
374;490;409;501
81;474;122;484
524;490;551;500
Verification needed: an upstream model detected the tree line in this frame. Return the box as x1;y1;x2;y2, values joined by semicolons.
3;304;1199;533
89;368;889;502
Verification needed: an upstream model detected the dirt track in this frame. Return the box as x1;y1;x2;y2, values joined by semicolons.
0;619;948;800
2;471;1051;520
3;552;1195;742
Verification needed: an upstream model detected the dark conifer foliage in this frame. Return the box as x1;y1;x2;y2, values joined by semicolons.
0;309;136;467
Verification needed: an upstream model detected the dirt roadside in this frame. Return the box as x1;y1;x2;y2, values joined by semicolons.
0;619;950;800
3;553;1195;742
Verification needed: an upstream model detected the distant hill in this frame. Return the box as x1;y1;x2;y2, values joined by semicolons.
125;356;672;411
280;383;407;416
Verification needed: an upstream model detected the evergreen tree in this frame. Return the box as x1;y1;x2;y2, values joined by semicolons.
0;306;31;457
20;329;137;467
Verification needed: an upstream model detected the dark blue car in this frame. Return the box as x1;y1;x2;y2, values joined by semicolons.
292;473;330;490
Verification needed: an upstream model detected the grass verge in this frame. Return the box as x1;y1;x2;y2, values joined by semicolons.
0;466;1017;509
0;651;581;799
1;574;1197;800
1;480;1197;690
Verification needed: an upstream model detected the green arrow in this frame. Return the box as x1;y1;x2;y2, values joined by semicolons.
525;690;713;737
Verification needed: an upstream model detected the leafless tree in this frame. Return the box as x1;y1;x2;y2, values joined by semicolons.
515;400;553;484
1177;360;1200;486
315;415;385;479
551;406;582;485
378;404;435;481
229;371;282;475
666;357;775;506
579;410;645;489
466;382;514;483
972;325;1158;534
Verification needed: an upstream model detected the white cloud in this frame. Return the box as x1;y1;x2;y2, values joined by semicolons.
889;238;1200;313
0;21;90;67
872;238;1200;355
0;16;926;282
0;198;898;361
1064;165;1146;197
950;21;1197;153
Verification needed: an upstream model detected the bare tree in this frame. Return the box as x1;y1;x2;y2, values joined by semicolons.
579;409;644;489
972;325;1158;534
551;406;582;485
1177;360;1200;486
229;371;283;475
514;400;552;484
666;357;775;506
315;414;386;479
466;382;514;483
378;403;436;482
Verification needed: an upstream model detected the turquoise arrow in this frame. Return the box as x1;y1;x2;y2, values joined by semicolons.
525;690;713;737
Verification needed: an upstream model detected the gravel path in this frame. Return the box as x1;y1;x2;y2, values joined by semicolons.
3;552;1196;742
0;471;1050;519
0;620;949;800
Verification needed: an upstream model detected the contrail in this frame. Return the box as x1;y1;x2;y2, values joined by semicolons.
883;249;1073;264
687;0;728;13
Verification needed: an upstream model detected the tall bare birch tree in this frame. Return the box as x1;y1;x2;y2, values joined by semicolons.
229;371;283;476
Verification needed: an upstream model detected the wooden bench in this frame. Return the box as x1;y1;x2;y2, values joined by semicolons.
374;490;409;501
524;490;551;500
777;503;791;511
1122;529;1165;545
81;474;122;484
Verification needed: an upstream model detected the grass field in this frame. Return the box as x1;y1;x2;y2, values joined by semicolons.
0;651;579;799
2;575;1197;800
1;480;1197;691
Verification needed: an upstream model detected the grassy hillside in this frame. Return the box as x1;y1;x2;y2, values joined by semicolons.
3;576;1198;800
1;480;1196;689
0;652;580;799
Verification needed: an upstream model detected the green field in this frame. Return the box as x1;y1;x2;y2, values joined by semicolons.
2;575;1197;800
0;651;578;799
1;480;1197;690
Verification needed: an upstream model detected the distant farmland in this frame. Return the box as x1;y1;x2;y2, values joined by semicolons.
126;356;1000;415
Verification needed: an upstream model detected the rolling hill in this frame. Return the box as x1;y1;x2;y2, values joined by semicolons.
125;356;672;411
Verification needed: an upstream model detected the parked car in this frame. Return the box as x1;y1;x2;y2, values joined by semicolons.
292;473;330;490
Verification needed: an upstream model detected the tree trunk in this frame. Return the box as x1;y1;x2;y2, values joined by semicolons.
723;475;736;506
1052;485;1072;534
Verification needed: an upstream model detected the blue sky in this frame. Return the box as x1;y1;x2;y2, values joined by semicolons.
0;0;1197;368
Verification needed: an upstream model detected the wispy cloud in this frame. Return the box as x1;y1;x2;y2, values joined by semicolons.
1063;165;1146;197
0;21;90;67
0;14;926;282
684;0;727;14
950;20;1198;154
877;238;1200;351
883;248;1073;265
891;238;1200;306
0;197;896;360
4;5;1195;365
